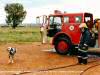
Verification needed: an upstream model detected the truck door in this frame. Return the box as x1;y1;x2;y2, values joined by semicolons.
47;16;62;37
62;15;82;44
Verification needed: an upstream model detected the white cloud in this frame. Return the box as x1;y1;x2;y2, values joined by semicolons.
0;7;6;24
23;4;60;23
0;0;100;24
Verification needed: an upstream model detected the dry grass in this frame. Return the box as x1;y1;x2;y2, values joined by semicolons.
0;26;41;43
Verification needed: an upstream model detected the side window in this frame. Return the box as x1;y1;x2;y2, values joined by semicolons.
85;16;93;28
75;16;82;23
64;16;69;23
85;17;91;22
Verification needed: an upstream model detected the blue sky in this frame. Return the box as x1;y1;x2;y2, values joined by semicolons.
0;0;100;24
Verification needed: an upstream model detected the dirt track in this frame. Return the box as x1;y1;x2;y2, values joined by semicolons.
0;42;99;75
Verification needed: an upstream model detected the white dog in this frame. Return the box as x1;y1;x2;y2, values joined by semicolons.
7;47;16;63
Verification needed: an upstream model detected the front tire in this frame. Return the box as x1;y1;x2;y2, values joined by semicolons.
54;38;72;55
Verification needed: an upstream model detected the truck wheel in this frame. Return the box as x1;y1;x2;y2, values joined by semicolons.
54;38;72;55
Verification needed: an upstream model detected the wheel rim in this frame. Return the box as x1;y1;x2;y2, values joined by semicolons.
58;41;69;52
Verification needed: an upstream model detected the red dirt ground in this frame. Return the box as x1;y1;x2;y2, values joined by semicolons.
0;42;99;75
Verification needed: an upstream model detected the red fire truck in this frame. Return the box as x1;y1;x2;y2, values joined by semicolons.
47;11;96;55
36;10;96;55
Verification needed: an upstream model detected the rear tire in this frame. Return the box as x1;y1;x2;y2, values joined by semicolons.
54;38;72;55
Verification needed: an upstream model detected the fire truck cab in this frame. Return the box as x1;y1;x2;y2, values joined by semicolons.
47;12;95;55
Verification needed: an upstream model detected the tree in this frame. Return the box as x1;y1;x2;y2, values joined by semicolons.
5;3;26;29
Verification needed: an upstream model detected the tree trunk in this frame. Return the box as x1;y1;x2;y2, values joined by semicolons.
12;18;16;29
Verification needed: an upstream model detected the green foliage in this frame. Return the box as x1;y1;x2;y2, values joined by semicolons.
0;26;41;43
5;3;26;29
